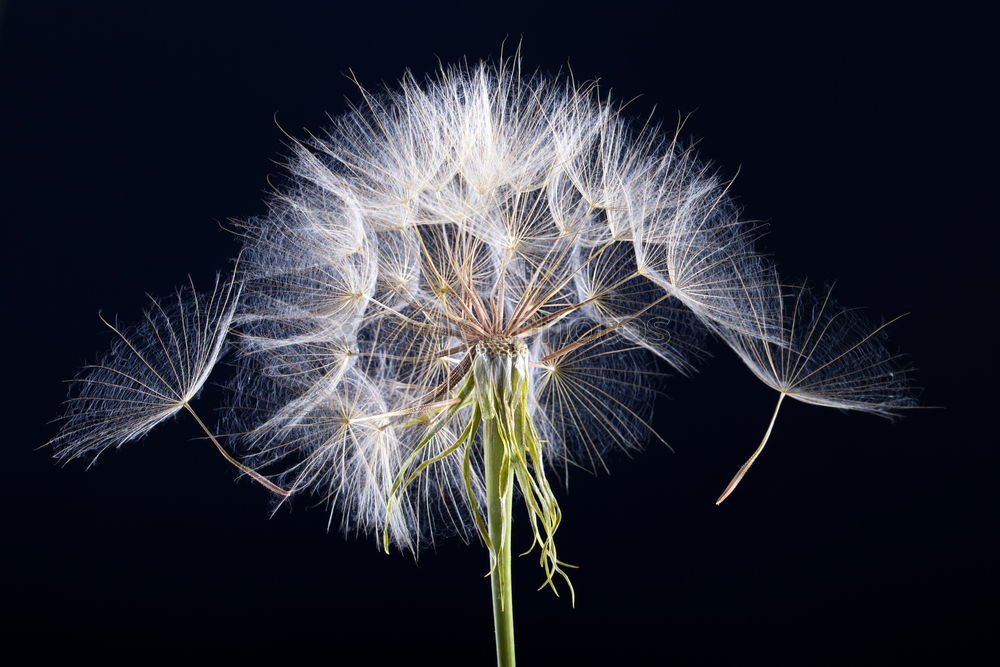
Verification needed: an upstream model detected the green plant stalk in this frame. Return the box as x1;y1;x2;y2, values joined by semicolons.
484;413;516;667
383;339;572;666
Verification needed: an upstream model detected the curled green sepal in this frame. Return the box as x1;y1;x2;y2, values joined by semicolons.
384;340;575;605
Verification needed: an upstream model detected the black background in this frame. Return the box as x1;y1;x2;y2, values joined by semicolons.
2;2;994;665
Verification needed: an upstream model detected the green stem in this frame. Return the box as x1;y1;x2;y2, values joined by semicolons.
483;415;516;667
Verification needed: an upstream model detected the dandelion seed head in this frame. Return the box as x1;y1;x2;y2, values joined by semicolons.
226;57;743;548
48;52;915;557
223;54;914;547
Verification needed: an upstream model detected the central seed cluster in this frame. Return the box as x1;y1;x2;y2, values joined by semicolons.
477;337;528;360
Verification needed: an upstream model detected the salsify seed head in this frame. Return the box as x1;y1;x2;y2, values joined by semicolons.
228;57;732;550
225;55;912;548
49;53;916;563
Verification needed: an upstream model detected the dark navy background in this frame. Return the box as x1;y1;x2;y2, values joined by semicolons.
1;2;993;664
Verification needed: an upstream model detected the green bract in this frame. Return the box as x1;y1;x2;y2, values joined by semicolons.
385;337;573;603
